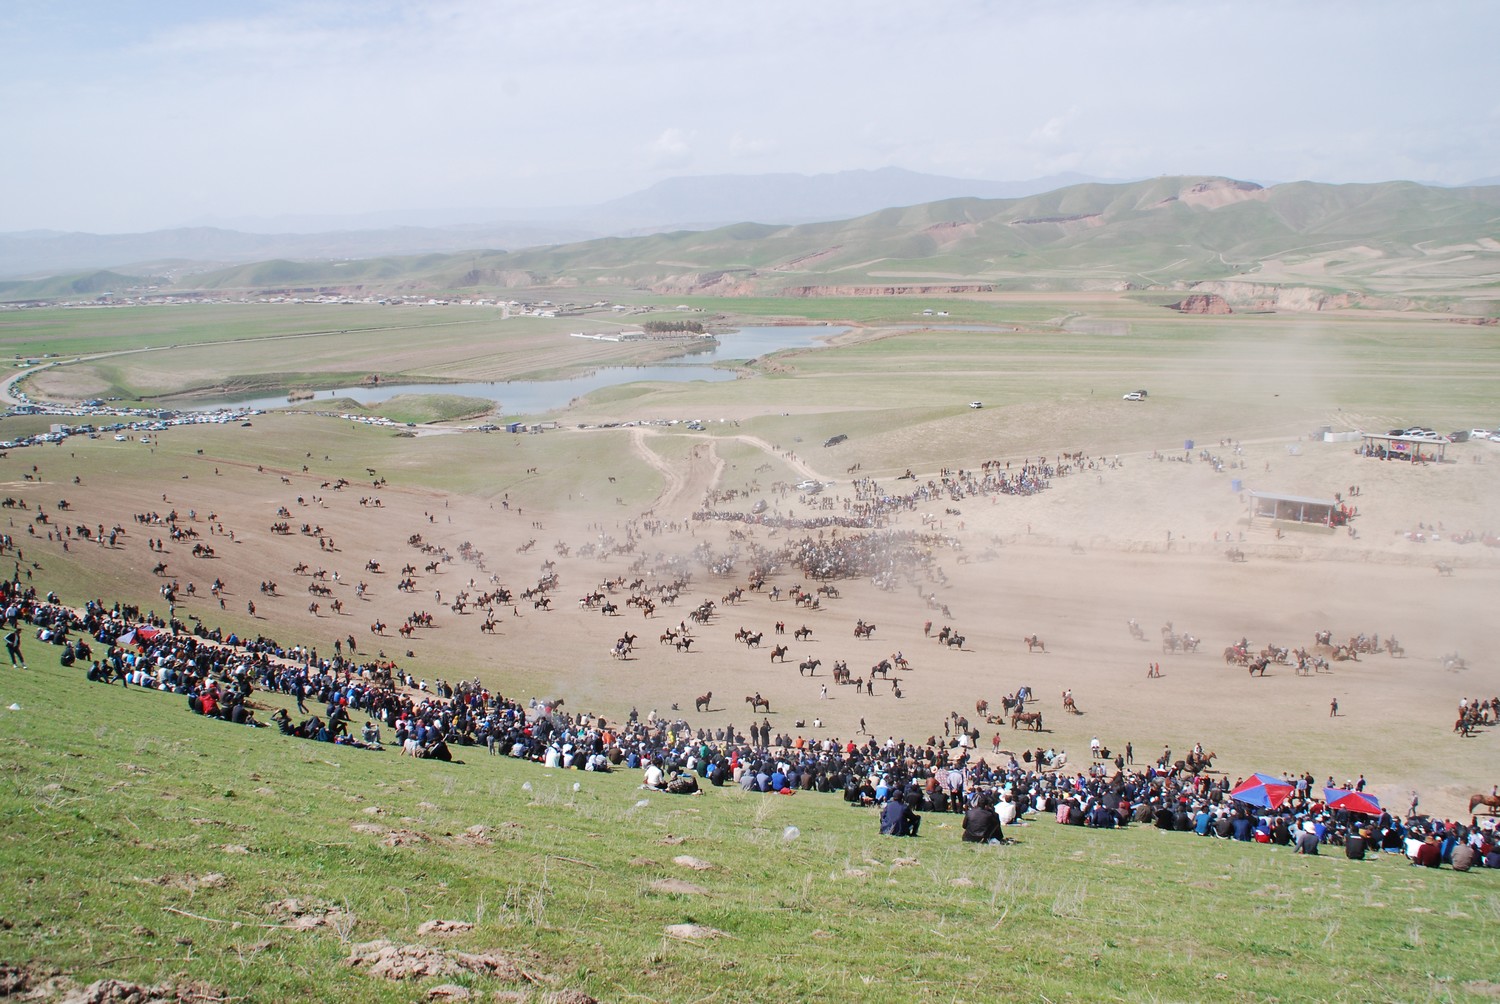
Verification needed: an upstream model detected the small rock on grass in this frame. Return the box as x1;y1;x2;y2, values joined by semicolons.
671;855;713;871
664;923;728;940
648;879;708;895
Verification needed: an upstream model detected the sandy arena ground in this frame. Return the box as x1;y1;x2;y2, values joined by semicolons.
5;417;1497;821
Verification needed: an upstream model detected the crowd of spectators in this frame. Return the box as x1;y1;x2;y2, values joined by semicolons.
7;574;1497;873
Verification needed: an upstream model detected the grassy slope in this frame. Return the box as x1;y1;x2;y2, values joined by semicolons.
1;657;1495;1004
14;177;1499;303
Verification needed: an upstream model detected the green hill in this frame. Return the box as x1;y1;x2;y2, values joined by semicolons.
0;269;154;301
85;176;1500;306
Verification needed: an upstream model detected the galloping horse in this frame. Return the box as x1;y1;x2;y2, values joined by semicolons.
1468;793;1500;815
695;692;712;712
746;693;771;713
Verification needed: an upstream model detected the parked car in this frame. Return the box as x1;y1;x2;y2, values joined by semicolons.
1122;392;1145;401
969;401;983;409
823;434;848;447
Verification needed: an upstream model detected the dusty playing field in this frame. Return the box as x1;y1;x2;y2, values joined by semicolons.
7;406;1496;821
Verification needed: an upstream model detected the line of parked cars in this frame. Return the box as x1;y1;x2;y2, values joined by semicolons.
1388;426;1500;443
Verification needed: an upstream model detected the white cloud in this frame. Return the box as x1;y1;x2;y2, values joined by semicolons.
2;0;1499;231
647;128;694;169
729;133;777;160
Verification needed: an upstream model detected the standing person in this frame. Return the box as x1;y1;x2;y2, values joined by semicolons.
1125;742;1134;766
4;624;25;669
1329;697;1339;717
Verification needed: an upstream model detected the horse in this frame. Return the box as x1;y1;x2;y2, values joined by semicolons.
1024;634;1046;653
976;699;989;716
1247;658;1269;677
1011;711;1043;731
746;694;770;713
1062;694;1082;715
770;645;789;663
695;692;712;712
1468;793;1500;814
854;621;875;639
799;658;821;677
794;625;813;641
945;634;965;649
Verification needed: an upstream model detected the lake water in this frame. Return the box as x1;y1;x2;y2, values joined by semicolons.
184;325;846;416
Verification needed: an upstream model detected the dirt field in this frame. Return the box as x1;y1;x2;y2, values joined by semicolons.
5;406;1496;821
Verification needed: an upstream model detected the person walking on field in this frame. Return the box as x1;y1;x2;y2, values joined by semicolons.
5;625;25;669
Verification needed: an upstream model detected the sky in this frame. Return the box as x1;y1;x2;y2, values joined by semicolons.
3;0;1497;233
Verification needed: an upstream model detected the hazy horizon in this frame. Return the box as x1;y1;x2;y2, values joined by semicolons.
4;0;1496;234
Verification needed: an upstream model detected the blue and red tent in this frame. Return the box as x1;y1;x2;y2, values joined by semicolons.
1323;787;1383;816
1229;773;1295;809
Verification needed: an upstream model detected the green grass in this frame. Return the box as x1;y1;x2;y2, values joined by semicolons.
306;395;496;426
0;659;1494;1003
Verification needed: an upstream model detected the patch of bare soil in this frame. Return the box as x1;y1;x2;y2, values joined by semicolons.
266;898;356;932
415;919;474;936
135;873;228;893
345;940;534;983
56;979;225;1004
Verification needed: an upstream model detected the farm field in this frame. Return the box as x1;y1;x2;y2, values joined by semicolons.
0;292;1496;1001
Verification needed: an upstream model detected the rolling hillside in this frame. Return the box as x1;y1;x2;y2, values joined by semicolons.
12;176;1500;309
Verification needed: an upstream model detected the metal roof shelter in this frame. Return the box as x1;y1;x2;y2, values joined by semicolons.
1358;433;1448;463
1248;491;1341;525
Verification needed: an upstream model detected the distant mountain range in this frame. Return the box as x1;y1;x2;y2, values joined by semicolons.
4;175;1498;310
0;168;1123;279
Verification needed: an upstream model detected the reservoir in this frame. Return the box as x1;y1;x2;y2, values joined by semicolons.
186;325;845;416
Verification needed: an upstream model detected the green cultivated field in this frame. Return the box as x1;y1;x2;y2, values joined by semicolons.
1;661;1495;1004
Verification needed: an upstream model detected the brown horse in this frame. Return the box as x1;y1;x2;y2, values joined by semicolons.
1011;711;1044;731
695;692;712;712
976;699;989;716
1024;634;1046;653
746;694;770;713
1468;793;1500;814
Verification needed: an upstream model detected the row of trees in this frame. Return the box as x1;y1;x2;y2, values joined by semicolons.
642;320;706;334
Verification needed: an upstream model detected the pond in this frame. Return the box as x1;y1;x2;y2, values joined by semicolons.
183;325;846;415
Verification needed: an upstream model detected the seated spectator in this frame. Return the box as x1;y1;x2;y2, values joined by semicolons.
962;794;1003;844
1344;827;1369;860
1450;841;1478;872
1295;821;1320;855
880;791;920;837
